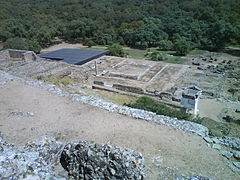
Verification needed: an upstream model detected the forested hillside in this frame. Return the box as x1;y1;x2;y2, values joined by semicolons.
0;0;239;52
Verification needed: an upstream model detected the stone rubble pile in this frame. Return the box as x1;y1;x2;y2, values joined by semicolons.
0;70;209;137
60;141;145;180
217;136;240;151
0;133;64;179
203;136;240;173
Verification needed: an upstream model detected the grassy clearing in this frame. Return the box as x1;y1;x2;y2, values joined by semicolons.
34;75;74;86
164;56;188;64
125;48;189;64
193;117;240;137
84;44;189;64
87;45;108;50
95;90;137;105
124;48;148;59
188;49;209;55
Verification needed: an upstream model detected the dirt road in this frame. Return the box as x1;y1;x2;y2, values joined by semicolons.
0;80;238;179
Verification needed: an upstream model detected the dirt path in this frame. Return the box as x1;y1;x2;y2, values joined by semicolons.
0;81;238;179
40;43;86;54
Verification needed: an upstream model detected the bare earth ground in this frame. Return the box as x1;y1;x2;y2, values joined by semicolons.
0;80;239;179
41;43;87;53
199;99;239;122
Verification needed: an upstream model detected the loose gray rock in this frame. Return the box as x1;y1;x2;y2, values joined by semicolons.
229;162;240;173
217;137;240;150
236;108;240;113
0;133;64;179
10;111;34;117
203;137;213;143
221;151;233;159
211;144;221;150
233;162;240;169
233;151;240;159
60;141;145;180
189;175;212;180
211;137;220;144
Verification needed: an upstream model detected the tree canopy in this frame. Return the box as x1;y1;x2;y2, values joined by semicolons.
0;0;239;52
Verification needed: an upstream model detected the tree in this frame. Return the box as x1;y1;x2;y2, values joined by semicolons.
158;40;173;50
173;35;191;55
203;20;235;51
122;17;168;49
107;44;125;57
0;19;28;41
28;40;41;53
84;40;96;48
4;38;29;50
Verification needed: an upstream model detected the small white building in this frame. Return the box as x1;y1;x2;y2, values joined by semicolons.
181;86;202;116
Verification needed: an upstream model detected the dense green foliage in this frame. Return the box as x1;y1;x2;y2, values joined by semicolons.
148;51;166;61
0;0;239;52
4;38;28;50
173;35;191;55
158;40;173;51
126;96;191;120
107;44;125;57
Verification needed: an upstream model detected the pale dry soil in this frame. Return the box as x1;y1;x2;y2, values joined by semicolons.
40;42;86;53
0;81;239;180
199;99;239;122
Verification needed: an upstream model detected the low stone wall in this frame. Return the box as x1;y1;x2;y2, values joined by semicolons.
23;51;38;61
9;49;26;59
110;72;138;80
113;83;145;94
94;80;105;86
6;49;39;61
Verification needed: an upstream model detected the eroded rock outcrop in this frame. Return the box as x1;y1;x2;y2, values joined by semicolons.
60;141;145;180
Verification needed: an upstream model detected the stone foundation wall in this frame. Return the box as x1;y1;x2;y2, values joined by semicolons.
9;49;26;59
5;49;39;61
109;72;138;80
113;84;144;94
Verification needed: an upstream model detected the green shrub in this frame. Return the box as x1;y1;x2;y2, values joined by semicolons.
149;51;166;61
173;35;191;55
107;44;125;57
126;96;191;120
4;37;29;50
4;38;42;53
84;40;96;48
28;40;41;53
158;40;173;51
